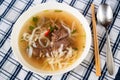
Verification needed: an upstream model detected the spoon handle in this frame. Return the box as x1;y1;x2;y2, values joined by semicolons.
106;30;114;75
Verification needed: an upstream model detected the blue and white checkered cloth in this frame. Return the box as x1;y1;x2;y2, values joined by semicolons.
0;0;120;80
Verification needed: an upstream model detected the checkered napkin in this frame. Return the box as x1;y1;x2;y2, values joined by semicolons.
0;0;120;80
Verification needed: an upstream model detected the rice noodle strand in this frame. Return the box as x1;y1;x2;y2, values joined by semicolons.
61;21;71;37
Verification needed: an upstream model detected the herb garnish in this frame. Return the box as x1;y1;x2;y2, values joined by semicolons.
29;26;35;31
32;17;38;22
71;29;77;34
54;10;62;12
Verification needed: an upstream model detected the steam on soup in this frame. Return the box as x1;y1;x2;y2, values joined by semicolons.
19;10;86;71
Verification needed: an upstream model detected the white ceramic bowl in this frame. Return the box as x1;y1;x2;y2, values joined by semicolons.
11;2;91;75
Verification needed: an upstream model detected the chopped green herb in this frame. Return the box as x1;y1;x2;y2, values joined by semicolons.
71;29;77;34
20;39;24;42
21;36;23;39
54;10;62;12
20;37;24;42
73;48;78;50
44;10;49;12
32;17;38;22
50;26;54;32
29;26;35;31
26;45;29;49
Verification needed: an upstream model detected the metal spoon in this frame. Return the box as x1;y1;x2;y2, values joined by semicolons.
97;3;114;75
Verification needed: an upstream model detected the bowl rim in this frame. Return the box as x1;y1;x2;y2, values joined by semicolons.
11;2;91;75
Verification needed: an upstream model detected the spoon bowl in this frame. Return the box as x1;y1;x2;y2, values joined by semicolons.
97;4;113;27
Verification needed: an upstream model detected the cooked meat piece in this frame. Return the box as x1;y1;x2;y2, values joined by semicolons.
32;41;52;57
32;48;40;57
52;27;69;41
35;40;41;48
51;24;71;50
41;47;52;54
53;38;70;50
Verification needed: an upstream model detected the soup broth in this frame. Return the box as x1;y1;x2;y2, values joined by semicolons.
19;10;86;71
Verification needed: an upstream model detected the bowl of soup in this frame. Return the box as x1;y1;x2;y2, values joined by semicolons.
11;2;91;75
